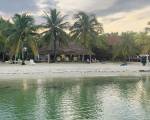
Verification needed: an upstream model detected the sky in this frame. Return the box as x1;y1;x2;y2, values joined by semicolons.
0;0;150;33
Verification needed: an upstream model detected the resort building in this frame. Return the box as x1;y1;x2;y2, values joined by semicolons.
37;41;94;63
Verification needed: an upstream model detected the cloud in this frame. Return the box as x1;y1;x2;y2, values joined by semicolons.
0;0;37;14
0;0;150;32
0;11;9;19
99;12;126;23
101;6;150;33
0;0;150;17
55;0;117;14
95;0;150;16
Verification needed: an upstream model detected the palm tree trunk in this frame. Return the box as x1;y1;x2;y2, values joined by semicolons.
89;55;92;63
2;53;5;62
21;42;25;65
82;55;84;62
53;31;57;62
48;54;51;63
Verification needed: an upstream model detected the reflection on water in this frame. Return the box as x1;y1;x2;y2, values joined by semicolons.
0;76;150;120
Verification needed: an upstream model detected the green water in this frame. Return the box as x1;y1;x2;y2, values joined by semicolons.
0;76;150;120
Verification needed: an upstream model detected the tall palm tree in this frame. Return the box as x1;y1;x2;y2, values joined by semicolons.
0;17;12;61
0;32;7;61
42;9;69;62
8;13;39;65
70;12;103;61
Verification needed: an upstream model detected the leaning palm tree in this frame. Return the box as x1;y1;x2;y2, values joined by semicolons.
8;13;39;65
42;9;69;62
70;12;103;61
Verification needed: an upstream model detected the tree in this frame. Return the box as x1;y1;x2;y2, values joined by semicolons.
145;21;150;33
70;12;103;61
8;13;39;65
92;34;110;60
42;9;69;62
135;32;150;54
0;33;7;61
113;32;138;62
140;22;150;54
0;17;12;61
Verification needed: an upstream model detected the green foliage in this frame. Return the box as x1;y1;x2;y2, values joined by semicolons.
113;32;139;60
42;9;69;61
0;32;6;53
70;12;103;51
0;11;149;62
96;34;108;49
0;17;12;56
135;32;150;54
7;13;39;58
0;17;12;35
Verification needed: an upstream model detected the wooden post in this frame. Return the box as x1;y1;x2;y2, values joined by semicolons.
2;53;5;62
128;56;131;62
70;54;72;62
38;54;40;61
90;55;92;63
50;54;51;63
78;55;80;62
146;55;149;65
82;55;84;62
48;54;50;63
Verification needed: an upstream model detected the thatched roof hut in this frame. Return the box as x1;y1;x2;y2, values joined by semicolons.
39;41;93;56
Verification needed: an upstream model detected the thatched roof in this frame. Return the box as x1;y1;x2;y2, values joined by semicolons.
39;41;93;55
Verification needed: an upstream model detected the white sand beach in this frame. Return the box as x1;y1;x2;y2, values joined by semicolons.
0;62;150;79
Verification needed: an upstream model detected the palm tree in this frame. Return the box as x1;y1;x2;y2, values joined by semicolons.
42;9;69;62
8;13;39;65
70;12;103;62
0;32;7;61
0;17;12;61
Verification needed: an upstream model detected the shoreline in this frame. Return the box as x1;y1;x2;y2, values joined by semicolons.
0;62;150;79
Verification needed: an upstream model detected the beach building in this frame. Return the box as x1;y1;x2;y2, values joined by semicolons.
37;41;94;63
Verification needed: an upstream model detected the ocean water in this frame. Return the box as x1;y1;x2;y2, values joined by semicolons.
0;76;150;120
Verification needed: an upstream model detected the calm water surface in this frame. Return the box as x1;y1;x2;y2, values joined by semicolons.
0;76;150;120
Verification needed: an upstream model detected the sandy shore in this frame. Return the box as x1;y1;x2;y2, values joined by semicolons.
0;62;150;79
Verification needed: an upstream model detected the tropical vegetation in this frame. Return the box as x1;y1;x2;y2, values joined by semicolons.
0;9;149;64
69;12;104;62
42;9;69;62
7;13;39;64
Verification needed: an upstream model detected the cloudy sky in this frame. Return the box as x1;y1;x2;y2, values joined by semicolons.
0;0;150;33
